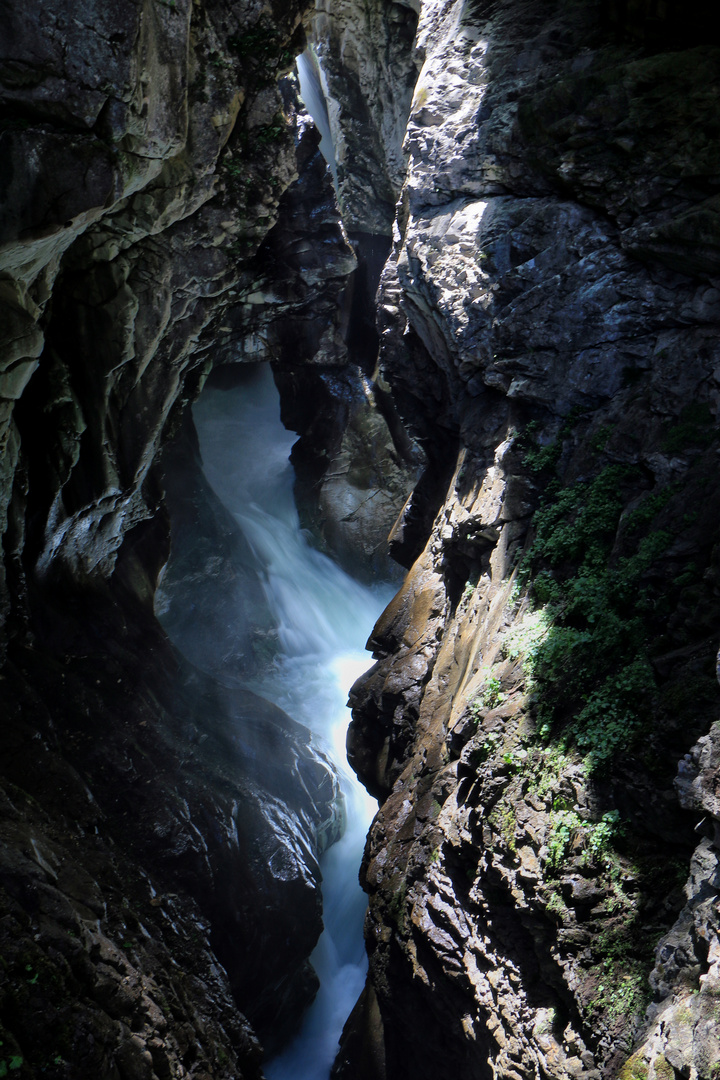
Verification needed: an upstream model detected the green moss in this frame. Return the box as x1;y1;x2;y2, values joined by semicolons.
618;1050;649;1080
543;885;569;921
653;1056;674;1080
387;879;407;933
489;800;517;853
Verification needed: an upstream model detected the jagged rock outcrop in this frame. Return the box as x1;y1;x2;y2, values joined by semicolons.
1;585;343;1077
0;0;369;1074
324;0;720;1078
308;0;419;234
271;359;420;581
4;0;720;1077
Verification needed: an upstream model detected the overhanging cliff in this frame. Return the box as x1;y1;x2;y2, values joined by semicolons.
0;1;391;1075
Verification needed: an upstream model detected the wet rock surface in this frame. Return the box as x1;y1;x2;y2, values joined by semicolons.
308;0;419;234
322;0;720;1077
0;568;344;1076
154;403;277;685
0;0;359;1074
3;0;720;1077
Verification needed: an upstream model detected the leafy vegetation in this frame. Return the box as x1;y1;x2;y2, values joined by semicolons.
662;401;715;454
470;675;506;714
546;808;621;871
506;455;699;770
254;116;287;145
0;1056;24;1077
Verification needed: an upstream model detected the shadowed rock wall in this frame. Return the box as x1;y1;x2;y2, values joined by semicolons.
0;1;367;1076
3;0;720;1077
310;1;720;1079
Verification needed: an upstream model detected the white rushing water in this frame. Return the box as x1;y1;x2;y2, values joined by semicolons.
296;48;338;188
193;365;393;1080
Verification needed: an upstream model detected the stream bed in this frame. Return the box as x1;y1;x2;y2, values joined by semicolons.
192;364;393;1079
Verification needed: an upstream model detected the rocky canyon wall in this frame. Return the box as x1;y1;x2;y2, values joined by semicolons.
3;0;720;1078
305;1;720;1079
0;1;414;1076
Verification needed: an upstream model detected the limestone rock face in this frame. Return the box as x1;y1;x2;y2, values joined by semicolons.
0;0;359;1073
308;0;419;234
272;361;422;582
332;0;720;1078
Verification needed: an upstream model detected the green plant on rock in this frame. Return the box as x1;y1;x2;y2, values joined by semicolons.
468;729;503;764
586;809;622;859
662;401;716;454
471;675;506;714
618;1050;649;1080
545;808;622;872
503;608;552;672
0;1056;23;1077
255;117;287;145
489;799;517;853
526;746;572;800
534;1007;557;1035
585;907;656;1024
461;570;480;604
510;461;704;769
543;886;569;920
516;408;589;475
591;960;650;1020
546;809;583;870
227;21;295;88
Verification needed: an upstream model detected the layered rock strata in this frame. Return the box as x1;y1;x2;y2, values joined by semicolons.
323;0;720;1078
0;0;377;1074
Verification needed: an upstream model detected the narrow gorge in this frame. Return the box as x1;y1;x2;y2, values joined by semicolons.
1;2;719;1080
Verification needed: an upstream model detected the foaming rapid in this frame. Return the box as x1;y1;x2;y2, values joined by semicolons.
193;365;393;1080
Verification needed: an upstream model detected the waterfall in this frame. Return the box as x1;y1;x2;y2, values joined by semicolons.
297;48;339;188
191;364;392;1079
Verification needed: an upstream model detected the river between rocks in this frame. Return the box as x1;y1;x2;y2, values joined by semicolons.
192;364;393;1079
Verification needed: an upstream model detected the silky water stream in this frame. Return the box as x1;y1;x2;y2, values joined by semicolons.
191;365;394;1079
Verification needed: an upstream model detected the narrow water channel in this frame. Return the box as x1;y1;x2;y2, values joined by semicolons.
192;365;393;1079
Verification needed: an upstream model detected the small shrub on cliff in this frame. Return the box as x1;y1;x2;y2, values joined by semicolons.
227;21;295;88
590;956;650;1021
513;463;698;770
254;116;287;145
546;809;583;870
545;808;621;871
477;676;505;710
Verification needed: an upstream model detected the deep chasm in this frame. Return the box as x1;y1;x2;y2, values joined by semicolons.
1;0;720;1079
